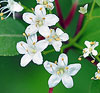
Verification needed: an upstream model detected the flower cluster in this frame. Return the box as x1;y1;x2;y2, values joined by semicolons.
16;0;80;89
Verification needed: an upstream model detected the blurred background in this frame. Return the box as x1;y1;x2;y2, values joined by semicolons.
0;0;100;93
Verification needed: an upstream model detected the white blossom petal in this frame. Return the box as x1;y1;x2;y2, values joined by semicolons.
56;28;64;36
16;41;28;54
44;61;57;74
58;53;68;66
11;2;23;12
36;40;49;52
27;34;37;45
97;63;100;69
23;13;36;24
62;75;73;88
25;25;38;35
84;4;88;10
21;54;32;67
45;14;59;26
32;52;43;65
46;3;54;10
35;5;46;17
83;52;89;58
49;0;54;2
60;33;69;41
39;26;50;37
85;41;91;48
68;64;81;76
52;41;62;52
92;50;98;56
48;74;61;88
93;42;99;48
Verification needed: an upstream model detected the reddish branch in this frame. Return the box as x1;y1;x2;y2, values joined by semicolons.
74;14;84;36
49;88;53;93
64;1;78;29
55;0;65;28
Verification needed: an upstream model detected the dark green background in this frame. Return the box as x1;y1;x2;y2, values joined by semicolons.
0;0;100;93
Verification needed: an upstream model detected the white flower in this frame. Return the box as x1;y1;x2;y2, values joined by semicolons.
16;34;48;67
36;0;54;10
97;63;100;69
95;72;100;80
0;0;23;20
40;28;69;51
83;41;99;58
23;5;59;36
79;4;88;14
44;53;81;88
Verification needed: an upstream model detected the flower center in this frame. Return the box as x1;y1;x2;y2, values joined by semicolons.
57;68;65;75
80;7;86;13
32;49;37;53
36;20;43;27
89;48;93;52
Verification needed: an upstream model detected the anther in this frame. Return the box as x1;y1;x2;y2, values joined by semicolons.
62;58;64;61
0;13;3;16
1;16;4;20
27;33;30;36
40;7;42;10
54;61;57;64
42;17;45;20
49;39;52;42
29;17;33;20
78;57;82;61
23;33;26;36
20;43;23;46
98;70;100;73
57;71;60;75
90;42;95;45
65;67;68;70
50;64;52;67
31;8;34;11
55;38;60;41
33;42;36;45
91;77;94;80
91;60;95;63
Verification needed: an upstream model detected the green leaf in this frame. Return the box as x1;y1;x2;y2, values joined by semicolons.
96;0;100;6
0;17;25;56
72;0;93;5
78;8;100;51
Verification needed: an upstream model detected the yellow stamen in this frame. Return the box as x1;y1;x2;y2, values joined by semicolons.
65;67;68;70
91;60;95;63
54;61;57;64
62;58;64;61
98;70;100;73
42;17;45;20
57;71;60;75
47;36;49;38
1;17;4;20
40;7;42;10
50;64;52;67
55;38;60;41
20;43;23;46
31;8;34;11
78;57;82;61
26;49;28;52
23;33;26;36
28;33;30;36
0;13;3;16
50;29;53;33
49;39;52;42
29;17;33;20
52;35;55;38
91;77;94;80
33;42;36;45
90;42;95;45
83;50;86;53
37;0;40;2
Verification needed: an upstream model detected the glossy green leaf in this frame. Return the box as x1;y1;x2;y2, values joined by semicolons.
96;0;100;6
0;18;25;56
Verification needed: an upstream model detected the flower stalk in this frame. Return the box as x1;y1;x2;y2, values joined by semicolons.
49;88;53;93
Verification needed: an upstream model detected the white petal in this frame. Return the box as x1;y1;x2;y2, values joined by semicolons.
39;26;50;37
56;28;64;36
58;53;68;66
21;54;32;67
44;61;57;74
45;14;59;26
49;0;54;2
83;52;89;58
68;64;81;76
60;33;69;41
36;40;49;52
27;34;37;45
32;52;43;65
93;42;99;48
35;5;46;17
84;4;88;10
48;74;61;88
84;41;90;48
62;75;73;88
25;25;38;35
52;41;62;52
97;63;100;69
23;13;36;24
11;2;23;12
16;41;28;54
92;50;98;56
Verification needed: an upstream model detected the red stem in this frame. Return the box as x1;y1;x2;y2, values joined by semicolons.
55;0;65;28
49;88;53;93
74;14;84;36
64;1;78;29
